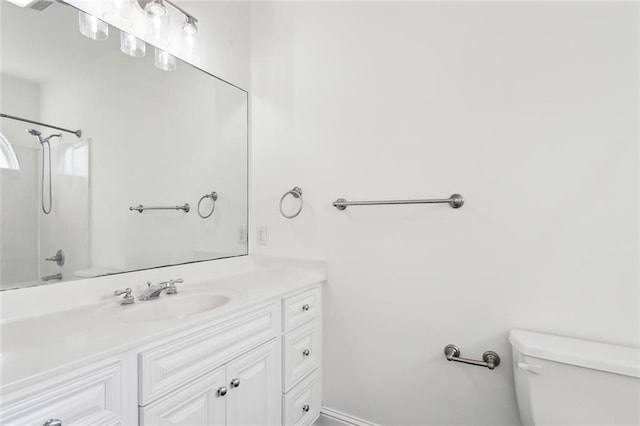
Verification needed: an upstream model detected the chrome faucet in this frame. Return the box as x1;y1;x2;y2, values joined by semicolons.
139;278;183;301
139;281;167;301
42;272;63;282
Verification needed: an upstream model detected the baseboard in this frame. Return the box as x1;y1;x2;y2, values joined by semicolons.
320;406;380;426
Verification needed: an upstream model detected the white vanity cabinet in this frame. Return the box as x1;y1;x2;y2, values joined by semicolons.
1;281;324;426
0;354;138;426
281;286;323;426
140;340;280;426
138;300;282;426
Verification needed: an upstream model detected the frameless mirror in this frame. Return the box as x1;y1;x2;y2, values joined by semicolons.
0;0;248;290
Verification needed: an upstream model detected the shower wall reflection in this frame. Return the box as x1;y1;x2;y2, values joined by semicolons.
0;73;90;289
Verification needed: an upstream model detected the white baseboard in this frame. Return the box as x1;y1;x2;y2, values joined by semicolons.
320;406;380;426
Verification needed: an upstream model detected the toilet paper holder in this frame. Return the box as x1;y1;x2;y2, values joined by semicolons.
444;344;500;370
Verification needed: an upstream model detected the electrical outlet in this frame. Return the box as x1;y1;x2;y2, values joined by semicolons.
257;226;268;245
238;226;247;244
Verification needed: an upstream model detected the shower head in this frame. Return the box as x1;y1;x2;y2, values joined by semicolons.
27;129;60;144
43;133;62;143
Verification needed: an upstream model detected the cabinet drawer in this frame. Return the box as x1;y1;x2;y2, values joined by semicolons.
283;320;321;391
139;301;279;405
282;369;321;426
282;287;321;332
1;360;124;426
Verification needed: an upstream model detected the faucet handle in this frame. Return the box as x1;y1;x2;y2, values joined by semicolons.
114;288;135;305
166;278;181;295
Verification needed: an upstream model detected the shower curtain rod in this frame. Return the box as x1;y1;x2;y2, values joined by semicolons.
0;113;82;138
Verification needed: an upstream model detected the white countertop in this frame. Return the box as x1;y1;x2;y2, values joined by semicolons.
0;256;326;395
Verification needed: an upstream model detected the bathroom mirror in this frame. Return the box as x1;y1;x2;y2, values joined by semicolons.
0;1;248;290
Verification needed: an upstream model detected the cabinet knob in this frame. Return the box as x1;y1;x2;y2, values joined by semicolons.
302;404;310;412
302;349;310;357
43;420;62;426
217;386;228;397
302;304;310;311
231;378;240;388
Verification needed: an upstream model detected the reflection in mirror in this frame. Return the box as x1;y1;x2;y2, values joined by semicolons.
0;0;248;291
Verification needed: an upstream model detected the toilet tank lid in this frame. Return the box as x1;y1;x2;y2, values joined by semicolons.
509;330;640;378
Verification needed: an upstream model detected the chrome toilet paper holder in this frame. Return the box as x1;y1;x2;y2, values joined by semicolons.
444;344;500;370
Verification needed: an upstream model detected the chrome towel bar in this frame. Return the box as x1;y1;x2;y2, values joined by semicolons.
444;344;500;370
130;203;190;213
332;193;464;210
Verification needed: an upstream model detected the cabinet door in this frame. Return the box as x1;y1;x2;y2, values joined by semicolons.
226;339;281;426
140;367;226;426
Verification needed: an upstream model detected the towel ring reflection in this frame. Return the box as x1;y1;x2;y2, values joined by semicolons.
280;187;303;219
197;191;218;219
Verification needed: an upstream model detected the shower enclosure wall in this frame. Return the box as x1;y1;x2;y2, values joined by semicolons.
0;73;90;289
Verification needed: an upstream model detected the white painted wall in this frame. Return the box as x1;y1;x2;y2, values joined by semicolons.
250;2;639;425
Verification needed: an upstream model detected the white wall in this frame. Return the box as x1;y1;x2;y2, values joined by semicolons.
250;2;639;425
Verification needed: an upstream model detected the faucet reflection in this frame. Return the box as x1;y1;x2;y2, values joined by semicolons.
139;279;183;301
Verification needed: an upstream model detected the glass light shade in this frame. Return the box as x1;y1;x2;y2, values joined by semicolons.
183;19;198;37
120;31;146;57
182;31;201;62
154;48;176;71
144;9;169;44
79;11;109;41
103;0;133;28
145;0;167;17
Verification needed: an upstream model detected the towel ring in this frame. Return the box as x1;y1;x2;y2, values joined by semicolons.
280;187;303;219
197;191;218;219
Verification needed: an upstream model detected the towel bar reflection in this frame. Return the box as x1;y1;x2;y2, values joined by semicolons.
130;204;190;213
444;344;500;370
332;194;464;210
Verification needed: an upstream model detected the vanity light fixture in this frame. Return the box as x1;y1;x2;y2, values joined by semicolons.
78;10;109;41
143;0;167;17
154;48;176;71
77;0;200;71
103;0;133;29
120;31;146;57
183;16;198;37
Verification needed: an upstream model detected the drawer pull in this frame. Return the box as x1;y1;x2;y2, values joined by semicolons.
302;349;310;357
302;404;310;412
302;304;310;311
43;420;62;426
231;378;240;388
217;386;228;396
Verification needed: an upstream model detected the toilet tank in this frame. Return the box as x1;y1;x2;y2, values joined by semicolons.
509;330;640;426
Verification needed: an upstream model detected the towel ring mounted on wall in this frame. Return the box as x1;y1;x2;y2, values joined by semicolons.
280;187;303;219
197;191;218;219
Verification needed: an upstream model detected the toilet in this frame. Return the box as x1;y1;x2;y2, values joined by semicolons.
509;329;640;426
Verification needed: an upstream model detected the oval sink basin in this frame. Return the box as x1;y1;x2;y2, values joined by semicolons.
118;294;230;322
